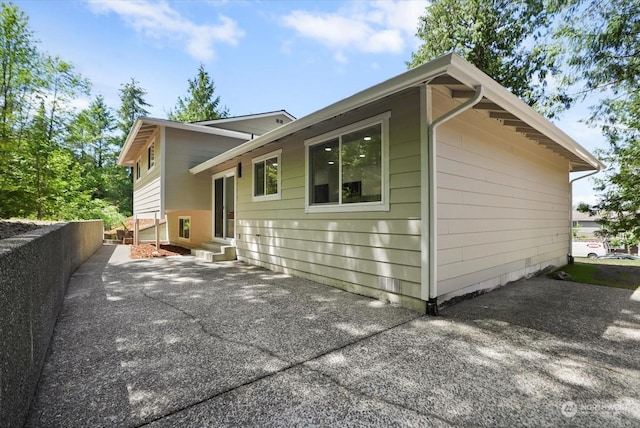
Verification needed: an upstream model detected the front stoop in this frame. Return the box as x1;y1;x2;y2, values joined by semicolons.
191;242;236;262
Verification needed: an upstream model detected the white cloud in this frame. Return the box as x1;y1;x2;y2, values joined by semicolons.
334;51;348;63
366;0;428;35
87;0;244;62
281;1;428;61
573;194;601;207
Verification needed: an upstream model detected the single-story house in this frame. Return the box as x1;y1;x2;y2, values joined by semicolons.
572;210;602;238
119;53;603;313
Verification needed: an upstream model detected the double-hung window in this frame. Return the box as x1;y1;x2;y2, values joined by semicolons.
147;139;155;170
252;149;281;201
305;112;390;213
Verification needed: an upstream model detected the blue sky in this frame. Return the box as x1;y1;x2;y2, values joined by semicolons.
16;0;604;204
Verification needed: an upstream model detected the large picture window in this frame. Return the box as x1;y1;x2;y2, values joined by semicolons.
305;112;389;213
252;149;281;201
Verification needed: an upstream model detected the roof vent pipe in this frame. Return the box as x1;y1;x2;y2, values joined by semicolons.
423;85;484;316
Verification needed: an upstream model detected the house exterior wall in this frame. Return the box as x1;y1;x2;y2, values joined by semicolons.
216;88;425;310
164;128;248;212
199;86;575;310
133;130;161;215
166;210;212;249
433;89;571;300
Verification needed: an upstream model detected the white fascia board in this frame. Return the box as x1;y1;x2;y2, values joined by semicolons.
117;117;252;167
189;56;453;175
117;118;144;166
195;110;296;126
141;117;253;139
447;56;605;171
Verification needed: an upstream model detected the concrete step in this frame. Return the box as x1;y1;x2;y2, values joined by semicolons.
191;243;236;262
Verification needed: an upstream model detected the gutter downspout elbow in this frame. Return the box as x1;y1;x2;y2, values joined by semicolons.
425;85;484;316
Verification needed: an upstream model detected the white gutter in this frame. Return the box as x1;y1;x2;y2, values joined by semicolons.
190;53;602;178
194;110;296;126
568;169;602;262
445;56;604;171
189;56;455;175
423;85;484;315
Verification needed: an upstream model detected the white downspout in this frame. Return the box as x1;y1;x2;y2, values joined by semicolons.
568;169;601;263
423;85;484;315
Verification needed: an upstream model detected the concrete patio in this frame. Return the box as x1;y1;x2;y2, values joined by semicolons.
26;245;640;427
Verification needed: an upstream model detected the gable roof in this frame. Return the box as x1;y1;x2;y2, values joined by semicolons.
194;110;296;137
117;117;253;167
190;53;604;175
194;110;296;127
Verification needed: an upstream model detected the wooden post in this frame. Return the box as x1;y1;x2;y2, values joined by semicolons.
154;212;160;250
134;214;140;245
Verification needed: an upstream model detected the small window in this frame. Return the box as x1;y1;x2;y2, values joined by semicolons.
252;149;282;201
178;217;190;240
135;160;141;180
305;112;389;213
147;140;155;170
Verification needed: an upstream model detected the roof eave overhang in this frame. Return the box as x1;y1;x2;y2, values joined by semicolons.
190;53;604;175
117;119;144;166
190;55;454;175
195;110;297;126
445;55;604;172
118;117;253;167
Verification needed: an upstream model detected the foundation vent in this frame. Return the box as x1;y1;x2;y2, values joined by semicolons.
379;277;401;293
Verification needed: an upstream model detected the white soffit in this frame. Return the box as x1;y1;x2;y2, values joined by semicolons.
118;117;252;166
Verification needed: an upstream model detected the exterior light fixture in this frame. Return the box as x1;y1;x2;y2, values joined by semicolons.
363;136;372;141
325;147;332;151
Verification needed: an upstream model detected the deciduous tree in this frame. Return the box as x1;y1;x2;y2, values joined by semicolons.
409;0;566;112
566;0;640;245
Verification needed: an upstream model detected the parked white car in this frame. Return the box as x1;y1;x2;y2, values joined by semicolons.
572;241;609;258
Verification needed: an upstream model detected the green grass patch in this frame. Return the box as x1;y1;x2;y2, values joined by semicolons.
558;260;640;291
561;263;599;283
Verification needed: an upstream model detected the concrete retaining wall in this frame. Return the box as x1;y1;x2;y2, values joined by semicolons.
0;220;103;428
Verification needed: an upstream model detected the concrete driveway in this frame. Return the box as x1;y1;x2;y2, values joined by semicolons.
26;245;640;427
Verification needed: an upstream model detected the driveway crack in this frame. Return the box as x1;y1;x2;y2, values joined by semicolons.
134;293;428;427
141;291;285;362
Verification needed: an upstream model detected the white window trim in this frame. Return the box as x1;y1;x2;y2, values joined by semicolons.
147;138;156;172
178;216;191;241
304;111;391;213
252;149;282;202
135;158;141;182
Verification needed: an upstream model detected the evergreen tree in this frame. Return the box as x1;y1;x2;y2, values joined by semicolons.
114;78;151;215
118;77;150;139
169;63;228;122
